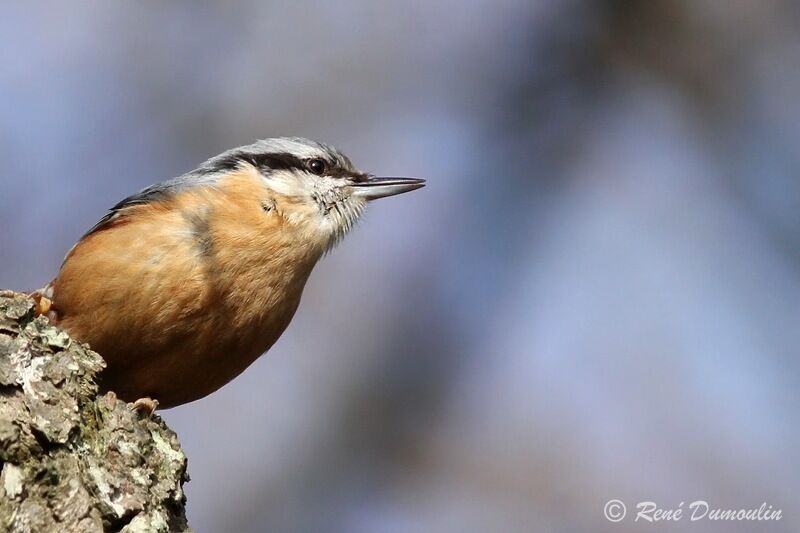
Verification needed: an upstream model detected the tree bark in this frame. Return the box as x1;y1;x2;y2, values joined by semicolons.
0;291;190;532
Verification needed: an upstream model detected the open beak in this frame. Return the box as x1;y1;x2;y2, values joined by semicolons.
351;177;426;200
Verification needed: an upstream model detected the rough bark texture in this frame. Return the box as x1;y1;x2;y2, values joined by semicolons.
0;291;190;532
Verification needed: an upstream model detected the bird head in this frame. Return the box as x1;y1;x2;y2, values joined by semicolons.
197;137;425;252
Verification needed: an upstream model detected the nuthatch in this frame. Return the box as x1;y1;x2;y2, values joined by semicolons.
37;138;424;410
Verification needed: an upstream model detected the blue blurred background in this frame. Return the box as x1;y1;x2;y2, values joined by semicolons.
2;1;799;532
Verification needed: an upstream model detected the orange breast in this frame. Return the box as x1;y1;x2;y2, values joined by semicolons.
53;167;321;407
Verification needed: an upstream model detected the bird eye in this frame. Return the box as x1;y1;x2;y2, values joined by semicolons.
307;158;327;175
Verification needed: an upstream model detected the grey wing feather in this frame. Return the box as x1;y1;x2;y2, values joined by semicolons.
56;182;182;269
58;176;202;269
57;142;270;269
82;173;221;238
83;183;174;237
59;173;221;271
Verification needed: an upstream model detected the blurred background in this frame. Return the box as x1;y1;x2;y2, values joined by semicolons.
1;1;799;531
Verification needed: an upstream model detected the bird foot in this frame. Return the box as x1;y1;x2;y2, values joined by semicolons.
30;292;53;317
130;397;159;418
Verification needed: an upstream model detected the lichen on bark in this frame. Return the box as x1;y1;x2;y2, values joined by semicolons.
0;291;190;532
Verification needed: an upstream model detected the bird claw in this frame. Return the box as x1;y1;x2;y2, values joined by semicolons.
130;397;159;418
30;292;53;318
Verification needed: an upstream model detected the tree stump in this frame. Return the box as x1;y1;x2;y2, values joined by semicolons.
0;291;190;532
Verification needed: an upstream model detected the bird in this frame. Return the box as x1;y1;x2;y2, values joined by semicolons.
34;137;424;411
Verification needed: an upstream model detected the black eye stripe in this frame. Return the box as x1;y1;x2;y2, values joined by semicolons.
204;151;305;174
204;151;360;180
245;152;307;172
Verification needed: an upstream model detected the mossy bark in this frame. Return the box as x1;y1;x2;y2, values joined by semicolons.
0;291;190;532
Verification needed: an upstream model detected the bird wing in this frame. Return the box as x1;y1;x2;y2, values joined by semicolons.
82;144;279;237
54;186;169;272
57;175;219;272
83;179;186;238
